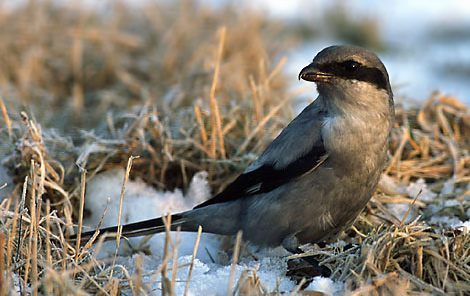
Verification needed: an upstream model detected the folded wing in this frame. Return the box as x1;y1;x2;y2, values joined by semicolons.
195;102;328;209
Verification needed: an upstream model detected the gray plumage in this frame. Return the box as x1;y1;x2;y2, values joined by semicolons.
75;45;394;254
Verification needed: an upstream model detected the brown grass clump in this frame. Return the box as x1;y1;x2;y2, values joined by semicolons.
1;1;470;295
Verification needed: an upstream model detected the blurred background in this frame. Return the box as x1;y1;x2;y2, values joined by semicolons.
101;0;470;106
2;0;470;125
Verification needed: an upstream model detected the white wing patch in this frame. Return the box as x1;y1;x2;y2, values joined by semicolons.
245;183;262;194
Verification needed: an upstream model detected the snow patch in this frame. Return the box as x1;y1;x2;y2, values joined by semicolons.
306;276;344;296
406;178;436;202
83;168;220;262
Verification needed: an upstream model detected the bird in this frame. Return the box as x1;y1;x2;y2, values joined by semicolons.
74;45;394;271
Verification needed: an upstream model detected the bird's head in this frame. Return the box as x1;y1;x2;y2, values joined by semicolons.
299;45;393;112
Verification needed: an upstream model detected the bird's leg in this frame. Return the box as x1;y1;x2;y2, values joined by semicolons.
283;236;331;277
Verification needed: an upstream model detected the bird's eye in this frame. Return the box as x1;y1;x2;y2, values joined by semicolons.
343;60;361;72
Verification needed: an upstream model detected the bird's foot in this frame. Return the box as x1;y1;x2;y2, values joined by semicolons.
298;255;331;277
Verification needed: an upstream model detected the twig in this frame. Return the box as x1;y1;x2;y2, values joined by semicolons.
111;156;138;278
399;189;421;227
209;26;227;159
228;231;243;296
75;167;87;264
0;96;12;137
184;226;202;296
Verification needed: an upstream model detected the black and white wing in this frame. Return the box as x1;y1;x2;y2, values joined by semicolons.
194;102;328;209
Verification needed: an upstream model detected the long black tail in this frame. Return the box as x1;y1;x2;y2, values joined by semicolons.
70;213;185;245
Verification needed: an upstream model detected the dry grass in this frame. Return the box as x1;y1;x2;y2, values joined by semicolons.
1;1;470;295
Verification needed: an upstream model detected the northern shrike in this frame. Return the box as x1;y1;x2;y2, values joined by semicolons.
75;45;394;265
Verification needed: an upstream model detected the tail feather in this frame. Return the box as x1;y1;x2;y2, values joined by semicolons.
70;214;185;245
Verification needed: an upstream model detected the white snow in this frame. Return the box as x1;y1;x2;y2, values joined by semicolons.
429;215;462;228
306;276;344;296
440;179;456;196
147;256;300;295
456;221;470;233
379;178;437;224
406;178;436;202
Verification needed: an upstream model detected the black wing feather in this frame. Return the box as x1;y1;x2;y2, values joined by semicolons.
194;144;327;209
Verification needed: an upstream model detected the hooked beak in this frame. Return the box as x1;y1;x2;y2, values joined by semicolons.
298;63;332;82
